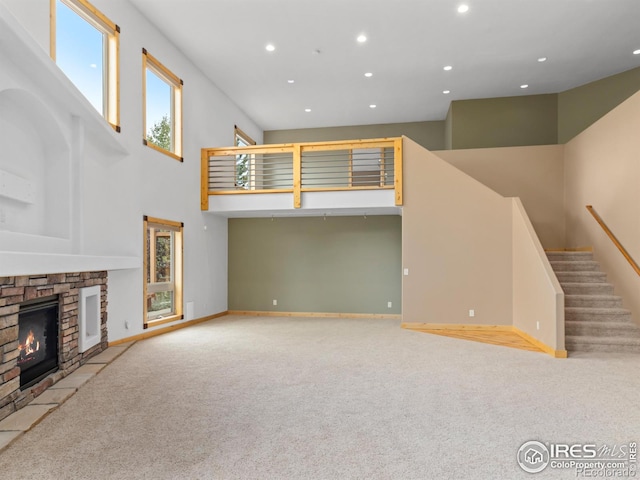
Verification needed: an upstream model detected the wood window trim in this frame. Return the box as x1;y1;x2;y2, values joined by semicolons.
50;0;120;132
143;216;184;329
142;48;183;161
234;125;256;146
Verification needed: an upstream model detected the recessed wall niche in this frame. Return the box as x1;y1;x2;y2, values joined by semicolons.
0;88;71;244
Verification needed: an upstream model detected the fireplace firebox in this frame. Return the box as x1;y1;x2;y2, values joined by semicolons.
18;296;59;390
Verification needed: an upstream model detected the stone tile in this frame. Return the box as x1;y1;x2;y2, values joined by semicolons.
0;404;55;431
85;346;129;364
75;363;105;375
0;430;22;451
49;373;93;390
29;388;76;406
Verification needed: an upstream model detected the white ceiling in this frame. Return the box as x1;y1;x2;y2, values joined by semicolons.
128;0;640;132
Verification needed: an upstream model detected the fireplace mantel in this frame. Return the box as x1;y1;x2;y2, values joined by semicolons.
0;252;139;277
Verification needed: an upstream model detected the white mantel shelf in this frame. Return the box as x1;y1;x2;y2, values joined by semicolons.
0;252;140;277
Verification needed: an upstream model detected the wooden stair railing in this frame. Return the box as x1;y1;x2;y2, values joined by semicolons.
586;205;640;276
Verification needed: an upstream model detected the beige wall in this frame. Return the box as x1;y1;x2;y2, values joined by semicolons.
402;137;513;326
564;91;640;326
558;66;640;144
228;215;401;314
264;121;446;151
435;145;565;249
449;94;558;149
512;198;564;350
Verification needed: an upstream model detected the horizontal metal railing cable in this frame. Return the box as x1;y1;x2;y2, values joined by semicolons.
201;137;403;209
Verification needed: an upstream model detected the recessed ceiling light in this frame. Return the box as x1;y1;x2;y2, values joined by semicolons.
520;84;529;89
457;4;469;13
357;34;367;43
443;90;450;94
304;108;311;112
634;49;640;55
287;80;295;84
364;72;373;77
369;104;377;109
443;65;453;71
538;57;547;62
265;44;275;52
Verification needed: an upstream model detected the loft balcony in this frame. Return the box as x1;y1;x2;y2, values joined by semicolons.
200;138;403;217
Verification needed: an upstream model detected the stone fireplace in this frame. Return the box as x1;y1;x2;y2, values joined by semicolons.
0;272;108;422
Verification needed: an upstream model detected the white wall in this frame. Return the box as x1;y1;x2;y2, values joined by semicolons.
0;0;262;341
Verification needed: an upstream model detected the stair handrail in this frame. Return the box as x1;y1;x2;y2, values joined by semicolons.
586;205;640;276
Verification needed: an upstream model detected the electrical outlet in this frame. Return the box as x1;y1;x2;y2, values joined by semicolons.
469;309;475;317
387;301;392;308
403;268;409;276
536;321;540;330
273;299;277;306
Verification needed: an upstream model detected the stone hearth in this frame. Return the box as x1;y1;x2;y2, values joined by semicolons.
0;272;108;422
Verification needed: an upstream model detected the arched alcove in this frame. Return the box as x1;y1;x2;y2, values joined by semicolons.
0;88;71;243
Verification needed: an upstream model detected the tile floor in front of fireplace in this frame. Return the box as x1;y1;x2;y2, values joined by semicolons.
0;341;135;451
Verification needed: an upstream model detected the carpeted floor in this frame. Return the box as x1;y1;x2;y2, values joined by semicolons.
0;315;638;479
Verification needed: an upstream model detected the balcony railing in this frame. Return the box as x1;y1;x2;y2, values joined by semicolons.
200;137;403;209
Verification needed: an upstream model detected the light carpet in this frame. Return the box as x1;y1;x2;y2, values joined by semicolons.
0;315;639;480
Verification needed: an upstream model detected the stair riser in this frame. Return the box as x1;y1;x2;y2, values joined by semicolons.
566;323;640;337
562;284;614;295
565;312;632;323
547;253;593;262
566;342;640;354
557;273;607;283
565;297;622;308
550;261;601;272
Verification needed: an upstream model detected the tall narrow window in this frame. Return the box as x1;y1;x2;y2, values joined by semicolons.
143;217;183;328
234;125;256;189
51;0;120;131
143;49;183;161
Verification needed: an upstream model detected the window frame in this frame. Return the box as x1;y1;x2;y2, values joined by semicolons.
143;216;184;329
50;0;120;131
142;48;183;161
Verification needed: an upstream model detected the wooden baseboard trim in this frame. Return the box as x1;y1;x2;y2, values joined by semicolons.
401;323;513;332
108;311;229;346
228;310;402;320
402;323;567;359
545;246;593;252
512;327;567;358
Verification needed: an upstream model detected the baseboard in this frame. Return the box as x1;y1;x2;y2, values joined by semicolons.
108;311;229;346
229;310;402;320
545;246;593;252
401;322;513;332
401;323;567;359
512;327;567;358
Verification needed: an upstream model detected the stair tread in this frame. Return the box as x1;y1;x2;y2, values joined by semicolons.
566;320;637;328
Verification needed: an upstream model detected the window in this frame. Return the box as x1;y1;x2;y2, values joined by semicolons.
143;216;183;328
234;125;256;189
51;0;120;131
143;49;183;161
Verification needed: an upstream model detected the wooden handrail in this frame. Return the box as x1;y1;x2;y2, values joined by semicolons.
586;205;640;276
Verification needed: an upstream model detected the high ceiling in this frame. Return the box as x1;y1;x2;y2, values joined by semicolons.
128;0;640;131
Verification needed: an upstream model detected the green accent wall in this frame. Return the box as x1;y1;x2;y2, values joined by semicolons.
228;215;402;314
449;94;558;149
264;121;445;151
558;66;640;143
264;67;640;150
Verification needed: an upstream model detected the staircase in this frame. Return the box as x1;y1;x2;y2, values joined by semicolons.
547;251;640;353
